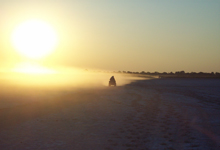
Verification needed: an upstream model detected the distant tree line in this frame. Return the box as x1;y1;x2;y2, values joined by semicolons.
115;70;220;78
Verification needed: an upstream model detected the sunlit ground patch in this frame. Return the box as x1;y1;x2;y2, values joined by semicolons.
12;62;56;74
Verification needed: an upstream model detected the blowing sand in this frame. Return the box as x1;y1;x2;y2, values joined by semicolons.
0;78;220;150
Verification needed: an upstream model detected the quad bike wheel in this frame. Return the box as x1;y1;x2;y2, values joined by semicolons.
109;81;116;86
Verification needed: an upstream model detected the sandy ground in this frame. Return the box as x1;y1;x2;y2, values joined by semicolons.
0;78;220;150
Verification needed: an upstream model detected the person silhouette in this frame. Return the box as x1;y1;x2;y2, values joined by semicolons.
109;76;116;86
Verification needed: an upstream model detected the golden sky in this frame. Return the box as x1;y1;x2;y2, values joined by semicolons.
0;0;220;72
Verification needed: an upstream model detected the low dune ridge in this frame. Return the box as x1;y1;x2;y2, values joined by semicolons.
0;78;220;150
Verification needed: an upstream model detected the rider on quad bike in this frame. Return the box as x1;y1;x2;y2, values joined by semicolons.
109;76;116;86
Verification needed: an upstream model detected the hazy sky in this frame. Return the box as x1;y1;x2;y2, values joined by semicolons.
0;0;220;72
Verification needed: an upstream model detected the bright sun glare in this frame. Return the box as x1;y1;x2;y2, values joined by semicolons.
11;19;58;59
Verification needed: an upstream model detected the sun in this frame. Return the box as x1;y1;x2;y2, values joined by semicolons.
11;19;58;59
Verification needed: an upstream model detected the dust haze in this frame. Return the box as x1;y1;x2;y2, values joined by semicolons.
0;68;144;92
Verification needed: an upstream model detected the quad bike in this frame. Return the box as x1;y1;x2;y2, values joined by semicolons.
109;79;116;86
